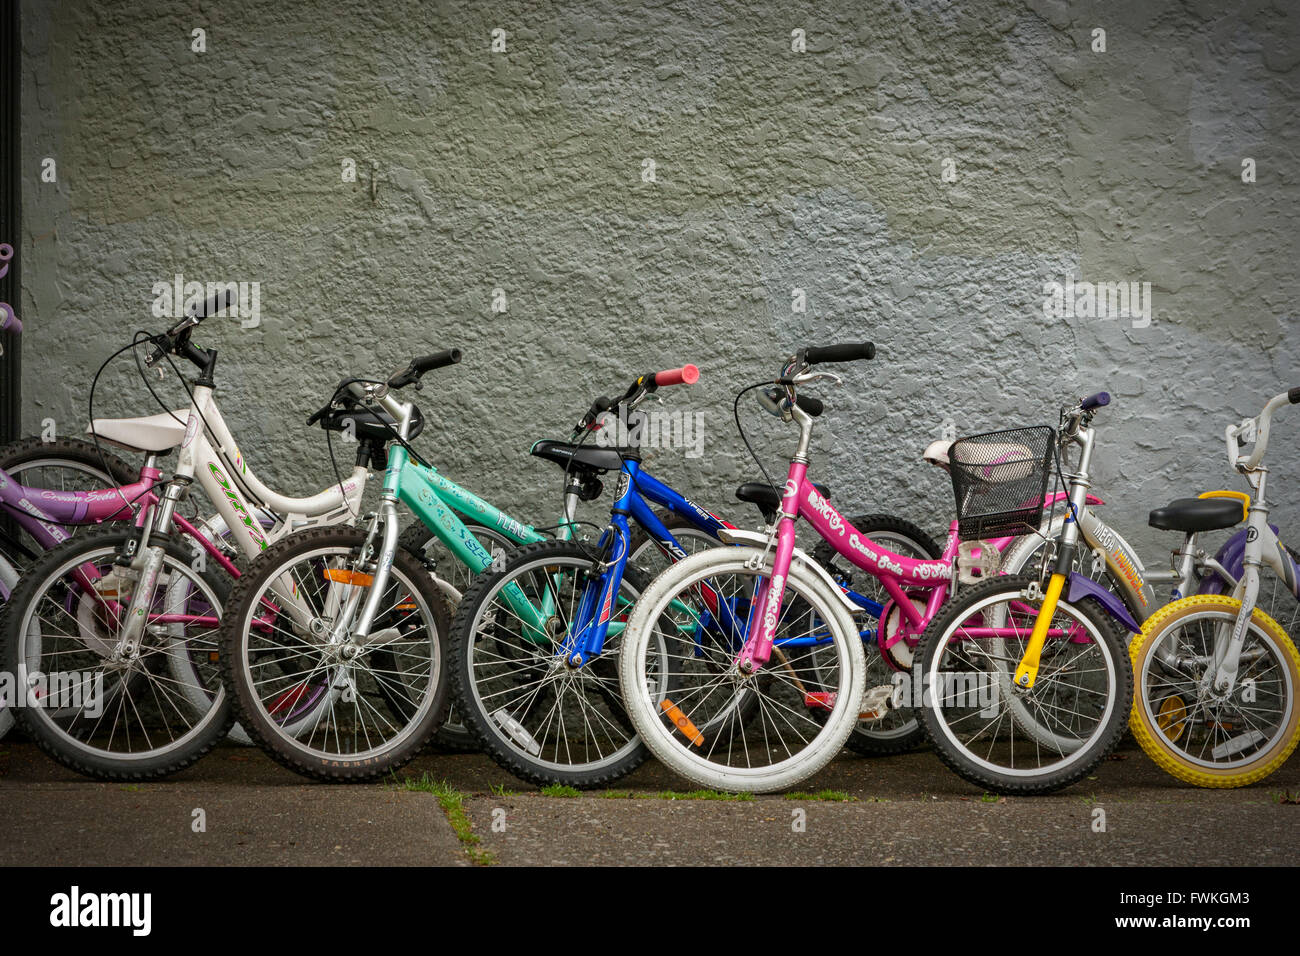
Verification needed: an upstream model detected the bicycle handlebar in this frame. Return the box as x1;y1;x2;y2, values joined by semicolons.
144;288;240;370
387;349;462;389
1229;389;1295;471
184;288;239;324
651;364;699;387
575;366;700;435
1080;391;1110;411
803;342;875;364
0;302;19;334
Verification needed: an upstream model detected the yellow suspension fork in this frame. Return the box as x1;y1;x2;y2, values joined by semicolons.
1013;572;1066;689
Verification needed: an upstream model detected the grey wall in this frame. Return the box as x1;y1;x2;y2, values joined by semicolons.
15;0;1300;558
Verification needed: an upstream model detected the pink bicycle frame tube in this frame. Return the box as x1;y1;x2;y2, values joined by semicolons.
736;462;805;671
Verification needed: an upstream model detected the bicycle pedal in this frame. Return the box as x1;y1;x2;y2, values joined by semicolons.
859;684;896;721
1210;730;1266;759
804;691;835;712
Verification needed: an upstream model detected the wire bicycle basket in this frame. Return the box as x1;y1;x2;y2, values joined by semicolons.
949;425;1057;542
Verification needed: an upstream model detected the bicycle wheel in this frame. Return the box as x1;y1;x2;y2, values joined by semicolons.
0;439;141;742
399;520;518;753
627;510;718;574
449;539;655;787
619;545;867;793
915;574;1132;794
0;527;233;779
218;525;451;781
812;514;941;756
0;436;138;569
1129;595;1300;787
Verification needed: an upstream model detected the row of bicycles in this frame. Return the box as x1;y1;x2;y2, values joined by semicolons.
1;293;1297;794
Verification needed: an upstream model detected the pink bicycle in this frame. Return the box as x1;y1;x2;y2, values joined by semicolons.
618;343;1133;792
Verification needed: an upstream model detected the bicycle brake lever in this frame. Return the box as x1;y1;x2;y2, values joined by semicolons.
792;370;844;387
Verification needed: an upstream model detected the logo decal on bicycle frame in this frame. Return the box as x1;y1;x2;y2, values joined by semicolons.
208;464;267;551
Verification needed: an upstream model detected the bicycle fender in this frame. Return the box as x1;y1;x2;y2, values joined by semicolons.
1067;572;1142;635
717;527;863;615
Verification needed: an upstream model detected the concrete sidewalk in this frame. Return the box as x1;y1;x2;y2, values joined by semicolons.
2;739;1296;866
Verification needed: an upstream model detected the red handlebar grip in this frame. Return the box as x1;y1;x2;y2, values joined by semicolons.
653;364;699;387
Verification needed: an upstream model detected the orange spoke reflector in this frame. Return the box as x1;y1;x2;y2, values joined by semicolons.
659;698;704;747
323;569;373;587
805;691;835;712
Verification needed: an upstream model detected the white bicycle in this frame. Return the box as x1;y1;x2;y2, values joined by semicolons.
0;291;435;780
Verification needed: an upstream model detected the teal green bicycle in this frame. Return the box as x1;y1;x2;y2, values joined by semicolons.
215;350;596;780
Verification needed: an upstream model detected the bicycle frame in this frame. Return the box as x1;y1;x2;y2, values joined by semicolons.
553;457;746;665
390;443;557;571
96;382;370;647
1203;421;1299;693
998;415;1299;637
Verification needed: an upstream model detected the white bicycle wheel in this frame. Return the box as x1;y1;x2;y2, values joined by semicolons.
619;546;865;793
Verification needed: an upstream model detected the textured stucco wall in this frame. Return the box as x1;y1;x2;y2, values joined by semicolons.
15;0;1300;558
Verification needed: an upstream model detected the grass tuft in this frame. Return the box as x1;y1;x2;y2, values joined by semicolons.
540;784;582;798
395;773;495;865
784;789;855;802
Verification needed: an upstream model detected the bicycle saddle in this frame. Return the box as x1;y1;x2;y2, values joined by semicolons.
922;440;953;470
1148;497;1244;534
735;481;831;519
529;440;624;474
87;410;189;453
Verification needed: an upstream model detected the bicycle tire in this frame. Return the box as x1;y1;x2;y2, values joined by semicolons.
1;526;234;780
1129;595;1300;788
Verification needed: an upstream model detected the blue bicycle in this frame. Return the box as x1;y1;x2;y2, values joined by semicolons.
445;365;860;787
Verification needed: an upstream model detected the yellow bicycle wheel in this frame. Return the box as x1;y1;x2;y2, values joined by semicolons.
1129;595;1300;788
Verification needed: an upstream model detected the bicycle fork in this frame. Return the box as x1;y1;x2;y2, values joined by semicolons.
108;478;190;662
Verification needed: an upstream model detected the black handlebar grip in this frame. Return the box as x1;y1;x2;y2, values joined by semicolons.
1080;391;1111;411
804;342;875;364
795;394;824;417
388;349;463;388
186;287;238;321
1289;386;1300;405
412;349;463;374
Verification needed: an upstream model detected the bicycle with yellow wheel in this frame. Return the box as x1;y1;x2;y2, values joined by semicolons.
1129;387;1300;788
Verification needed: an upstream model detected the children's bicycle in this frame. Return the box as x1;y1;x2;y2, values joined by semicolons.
618;346;1138;793
0;292;396;779
445;363;894;787
1127;387;1300;787
214;352;615;780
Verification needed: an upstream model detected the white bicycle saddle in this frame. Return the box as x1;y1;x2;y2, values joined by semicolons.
87;410;188;453
922;439;953;470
